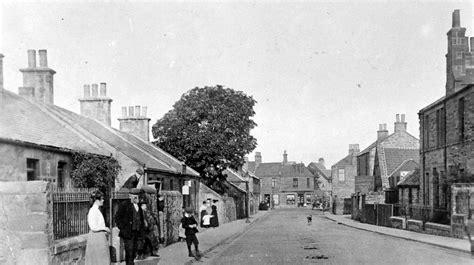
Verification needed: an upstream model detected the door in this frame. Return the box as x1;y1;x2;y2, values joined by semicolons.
297;194;304;207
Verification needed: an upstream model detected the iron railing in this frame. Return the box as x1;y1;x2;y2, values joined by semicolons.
52;189;91;240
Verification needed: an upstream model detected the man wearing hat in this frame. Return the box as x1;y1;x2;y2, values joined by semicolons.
115;188;143;265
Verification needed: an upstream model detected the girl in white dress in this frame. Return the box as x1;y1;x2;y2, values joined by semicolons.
85;190;110;265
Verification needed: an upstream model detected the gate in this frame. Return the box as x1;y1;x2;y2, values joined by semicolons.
376;204;393;227
343;198;352;214
363;204;376;224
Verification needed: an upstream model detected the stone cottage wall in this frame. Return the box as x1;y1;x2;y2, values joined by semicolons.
0;181;51;264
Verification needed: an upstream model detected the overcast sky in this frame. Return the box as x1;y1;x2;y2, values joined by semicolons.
1;1;473;167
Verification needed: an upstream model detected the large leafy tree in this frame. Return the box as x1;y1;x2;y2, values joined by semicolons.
152;85;257;191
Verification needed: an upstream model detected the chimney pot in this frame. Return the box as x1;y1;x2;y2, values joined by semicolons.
38;50;48;67
91;84;98;97
401;114;405;122
396;114;400;122
27;50;36;68
100;83;106;96
142;106;147;117
83;84;91;97
128;106;134;117
470;37;474;52
135;106;141;117
121;107;127;117
452;9;460;28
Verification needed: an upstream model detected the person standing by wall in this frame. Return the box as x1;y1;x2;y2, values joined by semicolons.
115;188;142;265
157;194;165;244
210;199;219;228
85;190;110;265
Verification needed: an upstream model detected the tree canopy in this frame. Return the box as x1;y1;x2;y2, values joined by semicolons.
152;85;257;191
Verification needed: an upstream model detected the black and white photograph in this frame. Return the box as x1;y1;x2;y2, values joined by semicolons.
0;0;473;264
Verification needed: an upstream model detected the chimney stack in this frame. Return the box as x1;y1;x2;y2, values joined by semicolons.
27;50;36;68
118;105;151;142
452;9;460;28
255;152;262;168
79;82;113;126
19;49;56;104
377;123;388;140
318;158;325;168
283;150;288;164
394;113;407;133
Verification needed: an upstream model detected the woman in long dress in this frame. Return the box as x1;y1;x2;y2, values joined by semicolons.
210;199;219;228
85;190;110;265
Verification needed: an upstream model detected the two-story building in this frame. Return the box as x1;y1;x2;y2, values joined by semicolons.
355;114;419;203
419;10;474;215
330;144;359;214
247;151;317;208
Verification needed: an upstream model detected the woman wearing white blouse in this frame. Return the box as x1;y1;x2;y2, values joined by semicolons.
85;190;111;265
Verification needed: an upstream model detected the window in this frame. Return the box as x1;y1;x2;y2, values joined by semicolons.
286;194;295;205
293;178;298;188
437;108;445;147
26;159;39;181
307;178;310;188
424;114;430;149
338;168;345;181
314;177;318;189
169;179;173;190
271;178;276;188
459;97;465;141
455;51;463;59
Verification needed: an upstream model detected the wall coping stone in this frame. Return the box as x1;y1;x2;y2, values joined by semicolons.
52;234;88;255
425;222;451;231
0;181;48;194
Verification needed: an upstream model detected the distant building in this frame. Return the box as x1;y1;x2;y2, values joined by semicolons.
330;144;359;214
307;158;331;201
355;114;419;202
419;10;474;213
397;169;420;207
246;151;317;208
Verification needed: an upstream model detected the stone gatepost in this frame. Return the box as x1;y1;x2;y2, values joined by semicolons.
0;181;50;264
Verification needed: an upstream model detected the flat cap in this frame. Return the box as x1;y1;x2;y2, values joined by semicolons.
130;188;142;195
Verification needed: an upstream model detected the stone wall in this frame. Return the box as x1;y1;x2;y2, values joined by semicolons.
0;181;51;264
355;175;374;194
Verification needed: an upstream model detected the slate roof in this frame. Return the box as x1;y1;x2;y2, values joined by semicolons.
246;161;256;173
254;162;282;176
397;170;420;187
0;89;108;155
0;89;199;177
384;148;419;177
307;162;331;180
333;154;352;167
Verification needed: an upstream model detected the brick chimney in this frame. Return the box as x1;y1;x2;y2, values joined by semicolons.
377;123;388;140
255;152;262;168
79;83;113;126
118;105;151;142
348;144;360;155
394;114;407;133
445;10;474;95
18;49;56;104
283;150;288;164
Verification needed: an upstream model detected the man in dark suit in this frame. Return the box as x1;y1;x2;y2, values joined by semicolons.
115;188;143;265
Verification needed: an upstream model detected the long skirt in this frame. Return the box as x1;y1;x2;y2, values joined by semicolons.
85;231;110;265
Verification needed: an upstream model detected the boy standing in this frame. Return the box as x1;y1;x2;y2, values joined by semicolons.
181;207;200;258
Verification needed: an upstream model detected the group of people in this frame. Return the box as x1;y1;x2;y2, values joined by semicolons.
199;198;219;228
84;186;164;265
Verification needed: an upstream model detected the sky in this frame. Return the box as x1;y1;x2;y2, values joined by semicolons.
1;0;473;168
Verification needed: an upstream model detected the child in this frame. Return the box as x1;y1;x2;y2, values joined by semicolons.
181;207;200;258
307;214;312;225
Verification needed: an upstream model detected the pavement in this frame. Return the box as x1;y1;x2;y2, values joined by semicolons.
156;210;269;265
323;212;472;254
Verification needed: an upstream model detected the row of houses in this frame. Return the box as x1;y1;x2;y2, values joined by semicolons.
0;49;261;263
329;10;474;223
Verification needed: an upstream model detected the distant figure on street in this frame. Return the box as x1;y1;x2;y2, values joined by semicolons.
115;188;143;265
210;199;219;228
307;214;312;225
199;200;209;228
181;207;201;258
85;190;110;265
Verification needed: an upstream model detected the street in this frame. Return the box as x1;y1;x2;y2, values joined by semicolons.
199;208;473;265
